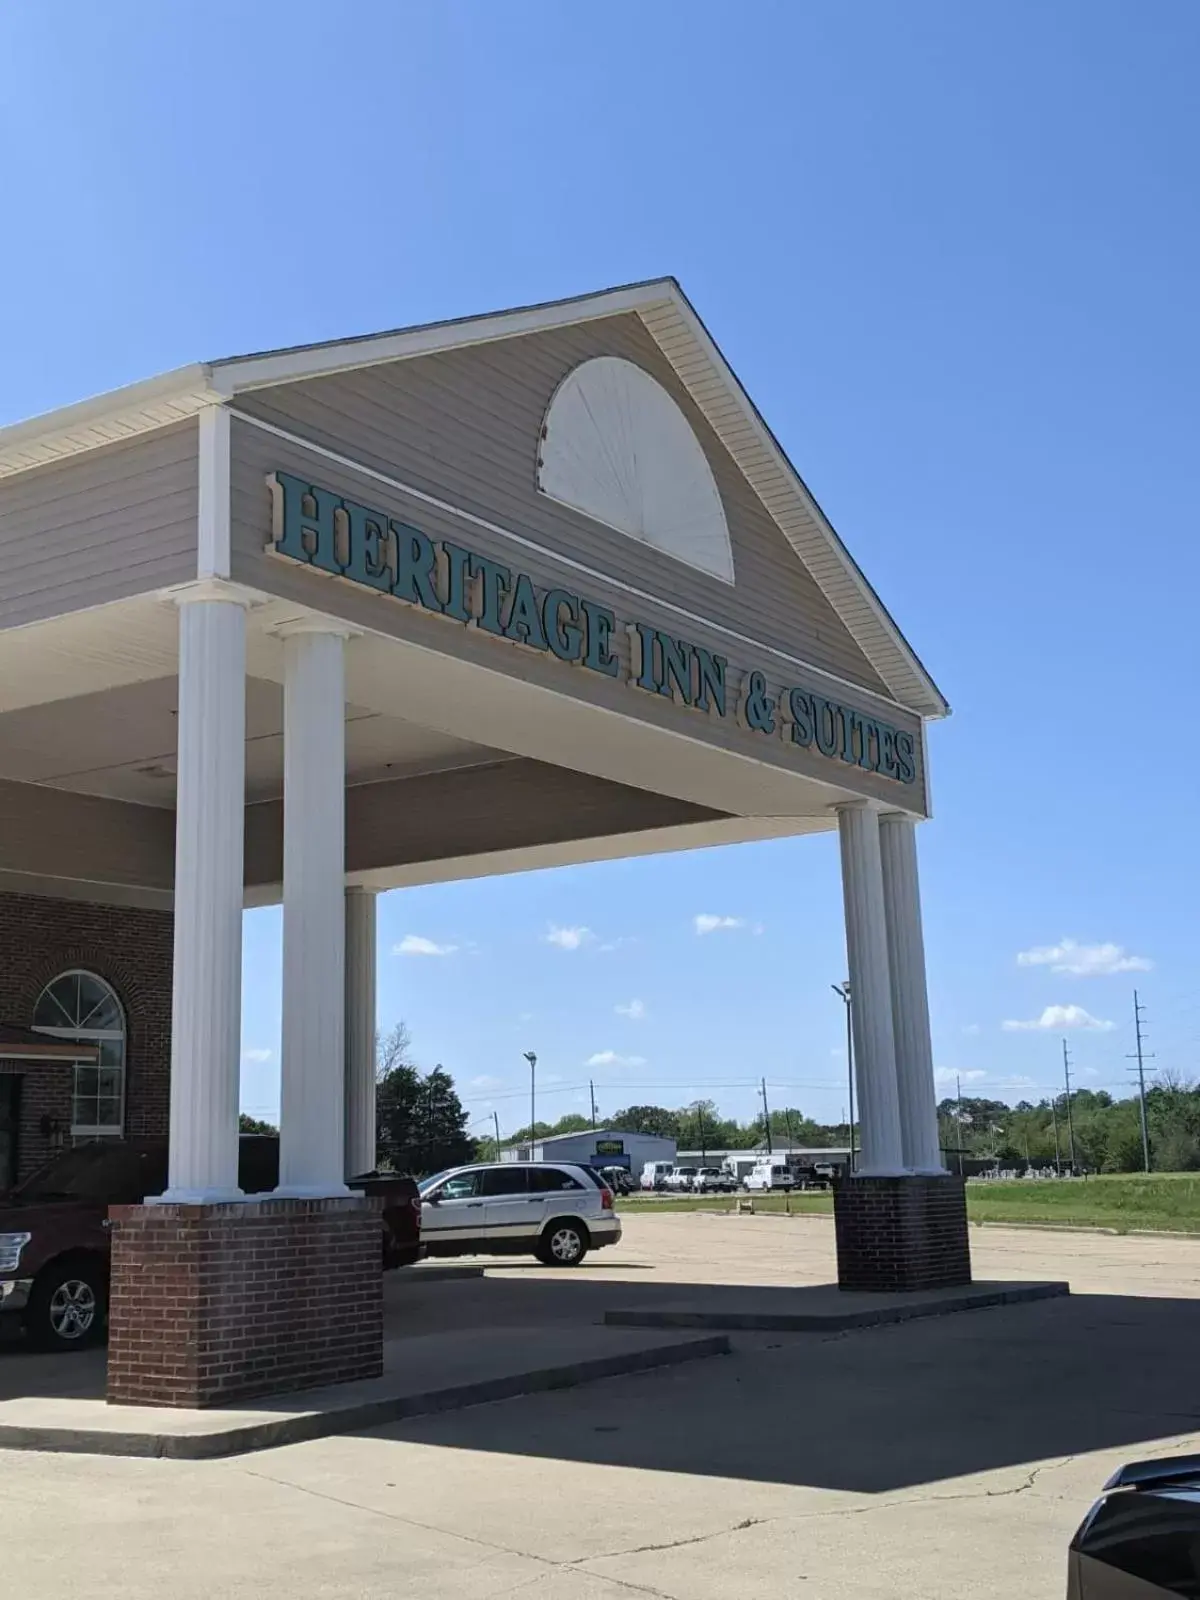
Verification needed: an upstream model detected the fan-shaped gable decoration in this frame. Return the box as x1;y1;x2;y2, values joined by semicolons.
537;356;735;583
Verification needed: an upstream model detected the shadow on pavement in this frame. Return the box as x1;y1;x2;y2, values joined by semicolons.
4;1268;1200;1496
361;1279;1200;1493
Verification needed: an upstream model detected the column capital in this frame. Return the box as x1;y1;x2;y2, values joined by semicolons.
878;809;923;827
158;577;264;609
833;798;888;819
271;613;363;641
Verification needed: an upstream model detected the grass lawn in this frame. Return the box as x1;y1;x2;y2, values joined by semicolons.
618;1173;1200;1233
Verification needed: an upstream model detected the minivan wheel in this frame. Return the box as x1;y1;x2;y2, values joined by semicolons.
537;1222;589;1267
26;1261;107;1351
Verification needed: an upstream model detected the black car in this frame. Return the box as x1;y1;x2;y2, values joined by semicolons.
1068;1455;1200;1597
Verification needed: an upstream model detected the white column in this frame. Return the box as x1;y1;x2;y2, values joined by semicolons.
344;886;378;1180
161;586;249;1201
880;813;945;1174
277;623;353;1197
837;803;906;1176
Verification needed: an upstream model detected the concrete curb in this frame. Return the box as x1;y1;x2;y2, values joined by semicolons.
398;1264;485;1283
0;1333;730;1461
603;1280;1070;1333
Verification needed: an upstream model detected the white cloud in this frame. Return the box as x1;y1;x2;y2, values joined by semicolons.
242;1047;273;1064
395;934;458;957
469;1075;502;1092
693;913;745;936
1016;938;1151;978
545;924;592;951
1002;1004;1115;1033
935;1068;987;1086
616;999;646;1020
586;1050;646;1068
962;1024;982;1037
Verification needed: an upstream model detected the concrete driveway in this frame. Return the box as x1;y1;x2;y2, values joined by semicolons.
4;1213;1200;1597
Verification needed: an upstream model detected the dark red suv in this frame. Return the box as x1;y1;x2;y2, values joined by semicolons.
0;1136;421;1351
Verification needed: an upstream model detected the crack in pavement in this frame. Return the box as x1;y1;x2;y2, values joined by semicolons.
569;1516;773;1564
574;1454;1088;1570
232;1465;691;1600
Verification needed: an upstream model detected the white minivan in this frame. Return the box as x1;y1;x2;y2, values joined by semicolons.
743;1160;797;1192
639;1160;675;1191
419;1162;621;1265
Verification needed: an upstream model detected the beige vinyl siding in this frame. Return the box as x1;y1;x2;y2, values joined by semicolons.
0;780;175;892
244;759;719;888
229;415;927;813
0;421;197;628
229;315;890;698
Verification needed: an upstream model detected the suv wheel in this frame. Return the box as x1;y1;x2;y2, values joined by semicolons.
537;1221;589;1267
27;1261;106;1351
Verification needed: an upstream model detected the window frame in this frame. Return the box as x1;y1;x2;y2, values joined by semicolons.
427;1171;481;1202
478;1166;531;1197
31;969;127;1139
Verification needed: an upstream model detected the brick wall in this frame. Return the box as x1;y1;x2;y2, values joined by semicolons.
107;1198;383;1407
833;1175;972;1292
0;891;173;1177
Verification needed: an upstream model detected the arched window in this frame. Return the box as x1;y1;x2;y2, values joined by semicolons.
537;356;735;583
32;971;126;1138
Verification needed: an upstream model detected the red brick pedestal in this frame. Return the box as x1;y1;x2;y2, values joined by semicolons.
107;1197;383;1408
833;1175;971;1292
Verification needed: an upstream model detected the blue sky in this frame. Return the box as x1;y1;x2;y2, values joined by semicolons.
4;2;1199;1137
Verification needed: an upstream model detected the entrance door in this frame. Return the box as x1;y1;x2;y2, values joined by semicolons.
0;1074;20;1191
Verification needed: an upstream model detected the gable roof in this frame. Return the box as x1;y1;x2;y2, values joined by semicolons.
0;279;947;716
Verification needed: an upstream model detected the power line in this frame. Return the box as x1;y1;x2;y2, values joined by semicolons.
1128;988;1155;1173
1062;1038;1078;1174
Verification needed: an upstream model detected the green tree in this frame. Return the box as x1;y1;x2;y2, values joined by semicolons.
610;1105;681;1139
505;1113;594;1145
238;1112;277;1136
768;1108;832;1147
375;1023;476;1175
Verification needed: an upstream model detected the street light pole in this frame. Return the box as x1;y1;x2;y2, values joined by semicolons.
522;1050;537;1160
832;982;855;1172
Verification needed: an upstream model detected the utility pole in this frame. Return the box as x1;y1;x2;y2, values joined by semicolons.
1050;1095;1062;1175
696;1101;708;1163
589;1080;598;1132
1128;989;1154;1173
832;983;855;1172
956;1073;965;1176
761;1078;773;1154
493;1110;501;1156
522;1050;537;1159
1061;1039;1078;1175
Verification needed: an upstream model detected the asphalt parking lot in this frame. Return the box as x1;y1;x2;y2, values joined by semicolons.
4;1212;1200;1598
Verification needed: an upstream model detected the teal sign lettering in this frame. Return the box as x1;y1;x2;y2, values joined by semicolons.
267;470;918;787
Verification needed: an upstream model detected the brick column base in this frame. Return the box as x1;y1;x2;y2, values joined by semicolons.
833;1175;971;1292
107;1197;383;1408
